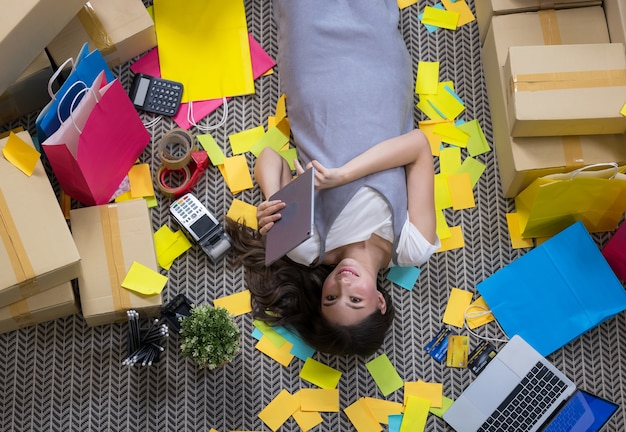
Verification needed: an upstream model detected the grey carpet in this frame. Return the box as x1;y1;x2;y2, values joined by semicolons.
1;1;625;431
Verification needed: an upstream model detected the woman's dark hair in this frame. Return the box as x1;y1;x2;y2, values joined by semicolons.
225;218;395;356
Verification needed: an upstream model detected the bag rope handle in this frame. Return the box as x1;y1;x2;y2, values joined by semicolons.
69;85;101;134
48;57;75;99
569;163;619;180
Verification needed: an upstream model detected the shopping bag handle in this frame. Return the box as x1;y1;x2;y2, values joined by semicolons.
569;163;619;180
68;86;100;134
48;57;75;99
56;80;88;124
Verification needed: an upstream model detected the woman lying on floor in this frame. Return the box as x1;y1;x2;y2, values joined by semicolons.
225;0;439;356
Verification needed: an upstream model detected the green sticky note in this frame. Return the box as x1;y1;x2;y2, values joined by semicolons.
458;119;490;156
366;354;404;397
457;156;486;188
197;133;225;165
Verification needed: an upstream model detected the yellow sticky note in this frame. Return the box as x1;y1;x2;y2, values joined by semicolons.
213;290;252;316
436;209;451;240
458;156;486;188
416;95;445;120
447;172;475;210
400;395;430;432
506;213;535;249
442;287;473;328
153;225;192;270
279;147;298;171
121;261;168;296
227;199;258;230
221;155;254;194
434;174;453;210
344;398;382;432
442;0;475;26
275;93;287;121
433;122;469;147
466;296;495;329
362;397;404;424
299;388;339;412
421;6;460;30
439;146;461;174
458;119;490;157
2;132;40;176
621;102;626;117
428;84;465;121
415;61;439;95
418;120;445;156
366;354;404;397
404;381;443;408
253;320;288;348
429;396;454;418
292;403;323;432
249;126;290;157
258;389;300;432
299;358;342;389
437;225;464;252
398;0;418;9
128;163;155;198
229;126;265;154
197;133;225;166
255;335;294;367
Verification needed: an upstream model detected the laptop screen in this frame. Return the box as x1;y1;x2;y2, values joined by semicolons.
541;390;618;432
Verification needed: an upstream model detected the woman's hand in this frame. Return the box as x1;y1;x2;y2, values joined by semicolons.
257;199;286;235
294;159;346;190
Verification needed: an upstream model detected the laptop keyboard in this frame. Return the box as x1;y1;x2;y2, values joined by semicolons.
477;362;569;432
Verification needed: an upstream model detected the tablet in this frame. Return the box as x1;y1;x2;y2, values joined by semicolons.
265;167;315;266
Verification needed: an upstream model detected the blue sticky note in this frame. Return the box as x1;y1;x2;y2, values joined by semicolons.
275;326;316;361
389;414;403;432
387;266;422;290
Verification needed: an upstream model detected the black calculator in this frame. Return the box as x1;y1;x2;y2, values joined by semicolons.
129;73;183;116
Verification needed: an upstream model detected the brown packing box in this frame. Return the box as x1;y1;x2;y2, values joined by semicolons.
0;131;81;307
70;199;162;327
46;0;156;69
504;43;626;137
481;7;626;198
605;0;626;47
0;0;86;96
0;52;54;126
475;0;601;45
0;281;77;334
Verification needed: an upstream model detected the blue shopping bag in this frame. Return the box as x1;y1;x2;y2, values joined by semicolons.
477;222;626;356
35;42;115;144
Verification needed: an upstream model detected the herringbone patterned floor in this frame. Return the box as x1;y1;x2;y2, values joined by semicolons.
1;1;625;431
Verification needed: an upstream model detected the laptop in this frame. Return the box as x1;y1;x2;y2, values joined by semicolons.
443;335;619;432
264;167;315;266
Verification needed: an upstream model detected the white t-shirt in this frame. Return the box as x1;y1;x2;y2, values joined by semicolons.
287;187;440;267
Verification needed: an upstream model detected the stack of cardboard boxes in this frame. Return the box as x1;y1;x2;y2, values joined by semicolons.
0;0;163;333
477;0;626;198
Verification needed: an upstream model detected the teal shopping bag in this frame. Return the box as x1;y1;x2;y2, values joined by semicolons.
477;222;626;357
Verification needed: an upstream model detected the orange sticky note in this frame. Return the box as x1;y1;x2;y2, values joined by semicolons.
442;0;475;26
255;335;294;367
258;390;300;432
418;120;444;156
506;213;534;249
442;287;473;328
447;172;475;210
299;388;339;412
2;132;41;176
128;163;155;198
221;155;254;193
213;290;252;316
227;199;258;230
344;398;382;432
292;404;323;432
404;381;443;408
362;397;404;424
437;225;465;252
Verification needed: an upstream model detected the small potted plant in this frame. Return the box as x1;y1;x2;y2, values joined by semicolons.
179;304;240;369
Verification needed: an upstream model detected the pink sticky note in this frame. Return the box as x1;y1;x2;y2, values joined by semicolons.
131;33;275;129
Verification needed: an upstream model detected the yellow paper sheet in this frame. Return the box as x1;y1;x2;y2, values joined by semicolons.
153;0;254;102
401;396;430;432
404;381;443;408
292;403;323;432
434;174;452;210
253;320;288;348
442;0;476;27
153;225;192;270
436;209;451;240
433;122;469;147
255;335;294;367
197;134;225;166
229;126;265;155
442;287;473;328
279;147;298;171
466;296;495;329
447;172;475;210
439;147;461;174
2;132;40;176
458;119;491;156
506;213;534;249
299;388;339;412
366;354;404;397
221;155;254;194
437;225;465;252
415;61;439;95
428;84;465;121
213;290;252;316
621;102;626;117
249;126;290;157
398;0;418;9
121;261;168;296
362;397;404;424
344;398;382;432
299;358;342;389
416;96;445;120
421;6;460;30
227;199;258;230
275;94;287;121
128;163;155;198
418;120;445;156
258;389;300;432
429;396;454;418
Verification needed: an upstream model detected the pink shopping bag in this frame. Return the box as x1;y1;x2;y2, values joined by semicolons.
603;221;626;282
42;72;150;206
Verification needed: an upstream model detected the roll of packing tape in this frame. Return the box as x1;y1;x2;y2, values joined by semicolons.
156;128;195;169
157;164;193;198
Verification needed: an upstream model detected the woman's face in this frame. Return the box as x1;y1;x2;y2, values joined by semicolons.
321;258;387;326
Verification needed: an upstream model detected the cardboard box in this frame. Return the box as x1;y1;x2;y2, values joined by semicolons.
46;0;156;69
70;199;162;327
482;7;626;197
0;0;86;96
0;52;54;126
605;0;626;47
475;0;601;45
504;43;626;137
0;280;77;334
0;131;81;307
